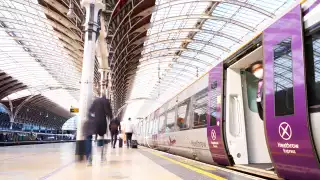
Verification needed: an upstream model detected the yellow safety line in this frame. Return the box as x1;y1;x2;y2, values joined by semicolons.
149;151;226;180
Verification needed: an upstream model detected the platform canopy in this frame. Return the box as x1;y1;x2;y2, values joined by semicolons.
107;0;299;118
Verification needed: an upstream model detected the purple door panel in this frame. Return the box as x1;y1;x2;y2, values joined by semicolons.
207;62;231;166
263;5;320;179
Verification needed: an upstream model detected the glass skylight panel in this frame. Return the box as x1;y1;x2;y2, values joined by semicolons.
194;32;214;42
221;23;251;38
202;20;226;32
181;51;197;58
194;54;214;64
202;45;224;57
3;89;32;101
187;42;205;50
214;3;240;18
209;36;236;49
233;8;267;27
248;0;293;13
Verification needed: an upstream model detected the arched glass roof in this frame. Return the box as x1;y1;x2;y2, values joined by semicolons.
0;0;83;110
123;0;299;119
62;115;78;131
0;103;9;113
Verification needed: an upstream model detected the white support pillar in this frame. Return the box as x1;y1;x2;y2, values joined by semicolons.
96;13;110;142
76;0;105;159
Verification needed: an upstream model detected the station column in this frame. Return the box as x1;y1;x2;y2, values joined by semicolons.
75;0;105;160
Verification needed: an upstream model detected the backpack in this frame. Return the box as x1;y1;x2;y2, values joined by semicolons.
110;120;118;131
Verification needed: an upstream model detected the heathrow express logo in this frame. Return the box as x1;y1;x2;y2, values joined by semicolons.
279;122;292;141
211;129;216;141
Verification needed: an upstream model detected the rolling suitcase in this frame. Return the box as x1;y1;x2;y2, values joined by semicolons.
119;138;123;148
131;140;138;148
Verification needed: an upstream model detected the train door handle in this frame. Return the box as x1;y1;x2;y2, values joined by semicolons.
229;95;241;137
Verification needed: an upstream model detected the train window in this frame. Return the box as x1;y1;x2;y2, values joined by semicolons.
148;120;153;135
177;99;190;130
193;89;208;128
209;83;218;126
153;118;158;134
273;37;294;116
158;114;166;133
166;108;176;132
145;122;150;135
245;71;259;113
305;32;320;108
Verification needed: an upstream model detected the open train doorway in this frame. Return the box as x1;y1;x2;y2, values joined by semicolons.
224;46;276;177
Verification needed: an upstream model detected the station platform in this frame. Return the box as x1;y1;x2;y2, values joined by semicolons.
0;143;266;180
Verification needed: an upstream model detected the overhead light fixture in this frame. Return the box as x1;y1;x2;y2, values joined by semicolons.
7;31;16;37
16;40;24;45
67;0;74;18
23;47;30;52
0;21;7;28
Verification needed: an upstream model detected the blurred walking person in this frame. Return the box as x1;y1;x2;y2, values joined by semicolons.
109;117;121;148
124;118;134;148
83;93;113;166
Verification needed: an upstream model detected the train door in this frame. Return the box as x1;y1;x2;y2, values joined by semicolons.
306;27;320;167
206;62;232;166
224;65;249;165
263;4;320;180
225;45;276;178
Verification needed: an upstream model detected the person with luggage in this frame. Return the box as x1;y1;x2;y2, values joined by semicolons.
109;117;121;148
124;118;134;148
83;94;113;166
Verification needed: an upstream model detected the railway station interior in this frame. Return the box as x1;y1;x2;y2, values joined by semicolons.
1;0;320;179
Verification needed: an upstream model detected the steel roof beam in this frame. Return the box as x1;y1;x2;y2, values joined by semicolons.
112;47;216;78
110;14;255;63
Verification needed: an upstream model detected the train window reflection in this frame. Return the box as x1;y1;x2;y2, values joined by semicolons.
273;37;294;116
166;108;176;132
193;89;208;128
158;114;166;133
153;118;158;134
149;120;153;135
177;99;190;130
305;32;320;107
210;84;218;126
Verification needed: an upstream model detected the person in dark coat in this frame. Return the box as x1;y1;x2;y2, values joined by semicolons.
109;117;121;148
89;95;113;136
83;94;113;165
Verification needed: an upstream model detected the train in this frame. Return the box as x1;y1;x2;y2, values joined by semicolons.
0;130;75;146
135;1;320;180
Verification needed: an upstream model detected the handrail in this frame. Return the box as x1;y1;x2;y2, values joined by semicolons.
233;96;242;137
229;95;241;137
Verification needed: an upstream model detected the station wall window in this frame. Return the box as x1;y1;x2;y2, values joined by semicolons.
158;114;166;133
305;31;320;108
177;99;190;130
273;37;294;116
166;108;176;132
193;89;208;128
